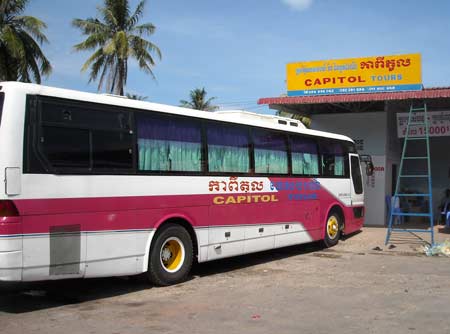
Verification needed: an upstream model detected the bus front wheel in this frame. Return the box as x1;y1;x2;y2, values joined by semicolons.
323;212;342;248
147;224;193;286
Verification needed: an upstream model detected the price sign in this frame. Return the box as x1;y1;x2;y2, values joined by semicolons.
397;111;450;138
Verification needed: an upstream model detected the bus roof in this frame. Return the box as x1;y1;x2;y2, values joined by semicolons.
0;82;354;143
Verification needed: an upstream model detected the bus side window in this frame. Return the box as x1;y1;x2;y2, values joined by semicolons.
290;136;319;176
136;113;202;172
350;156;363;194
252;129;288;174
206;123;250;173
92;130;133;170
29;97;134;173
319;141;348;177
41;126;90;169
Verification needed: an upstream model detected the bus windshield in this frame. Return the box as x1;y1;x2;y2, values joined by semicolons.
0;92;5;126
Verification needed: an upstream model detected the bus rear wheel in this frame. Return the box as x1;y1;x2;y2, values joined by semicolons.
323;211;342;248
147;224;193;286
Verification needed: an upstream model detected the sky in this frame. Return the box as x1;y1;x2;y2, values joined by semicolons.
27;0;450;114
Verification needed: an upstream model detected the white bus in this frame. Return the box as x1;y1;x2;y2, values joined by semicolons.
0;82;368;285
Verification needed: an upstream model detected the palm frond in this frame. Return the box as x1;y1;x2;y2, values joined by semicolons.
132;23;156;36
2;25;26;59
14;16;48;44
19;30;52;78
73;33;109;51
127;0;145;28
97;5;118;29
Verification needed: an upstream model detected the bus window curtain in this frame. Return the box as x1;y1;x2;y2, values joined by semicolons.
290;137;319;175
138;139;201;172
334;155;344;176
292;152;319;175
208;145;249;173
254;149;288;174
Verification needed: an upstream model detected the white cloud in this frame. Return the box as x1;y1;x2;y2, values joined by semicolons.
281;0;313;11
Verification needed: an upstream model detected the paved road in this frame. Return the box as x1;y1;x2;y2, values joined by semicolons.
1;241;450;334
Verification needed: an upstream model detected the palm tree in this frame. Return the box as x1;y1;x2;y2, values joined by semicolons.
276;110;311;128
0;0;52;82
180;87;219;111
72;0;161;95
126;92;147;100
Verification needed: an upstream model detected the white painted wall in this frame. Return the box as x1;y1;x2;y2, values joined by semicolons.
312;112;387;226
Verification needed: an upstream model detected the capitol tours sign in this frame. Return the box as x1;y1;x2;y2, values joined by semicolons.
286;53;422;96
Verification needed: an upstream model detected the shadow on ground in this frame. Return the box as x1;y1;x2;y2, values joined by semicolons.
387;232;431;245
0;276;151;314
191;241;324;278
0;232;363;314
438;226;450;234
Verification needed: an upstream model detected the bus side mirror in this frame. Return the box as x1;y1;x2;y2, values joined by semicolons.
359;155;374;176
365;162;374;176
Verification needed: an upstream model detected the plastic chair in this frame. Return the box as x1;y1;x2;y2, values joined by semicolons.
386;195;403;225
440;200;450;227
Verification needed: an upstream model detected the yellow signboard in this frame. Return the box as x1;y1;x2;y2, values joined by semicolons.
286;53;422;96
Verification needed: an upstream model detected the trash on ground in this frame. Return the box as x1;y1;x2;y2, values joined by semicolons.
372;246;383;251
423;240;450;257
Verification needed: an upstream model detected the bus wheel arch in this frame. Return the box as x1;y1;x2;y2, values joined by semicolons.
155;217;198;259
146;218;197;286
323;205;345;248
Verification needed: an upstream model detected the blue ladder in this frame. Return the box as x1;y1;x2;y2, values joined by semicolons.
385;103;434;245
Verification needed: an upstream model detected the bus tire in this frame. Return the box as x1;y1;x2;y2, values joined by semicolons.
147;224;193;286
323;211;342;248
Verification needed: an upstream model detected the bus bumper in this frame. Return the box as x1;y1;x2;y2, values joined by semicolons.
343;206;365;235
0;217;23;281
0;250;22;281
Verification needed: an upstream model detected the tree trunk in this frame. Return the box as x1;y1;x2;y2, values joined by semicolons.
117;59;125;96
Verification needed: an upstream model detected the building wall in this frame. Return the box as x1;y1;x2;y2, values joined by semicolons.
304;105;448;227
403;136;450;219
312;112;387;226
430;137;450;219
387;103;447;223
385;103;402;220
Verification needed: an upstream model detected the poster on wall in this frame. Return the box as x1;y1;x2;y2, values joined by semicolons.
396;110;450;138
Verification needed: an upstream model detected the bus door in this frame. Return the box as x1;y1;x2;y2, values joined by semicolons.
349;154;364;206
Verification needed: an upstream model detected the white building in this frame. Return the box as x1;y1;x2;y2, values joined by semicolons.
258;88;450;226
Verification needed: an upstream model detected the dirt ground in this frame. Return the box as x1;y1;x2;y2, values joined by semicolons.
1;227;450;334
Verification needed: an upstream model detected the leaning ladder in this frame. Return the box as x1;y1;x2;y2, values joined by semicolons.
385;102;434;245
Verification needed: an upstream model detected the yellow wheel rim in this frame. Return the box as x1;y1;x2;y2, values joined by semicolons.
160;237;185;273
327;216;339;239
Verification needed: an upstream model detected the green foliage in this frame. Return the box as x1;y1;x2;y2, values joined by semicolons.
276;110;311;128
73;0;161;95
179;87;219;111
125;92;147;100
0;0;52;82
